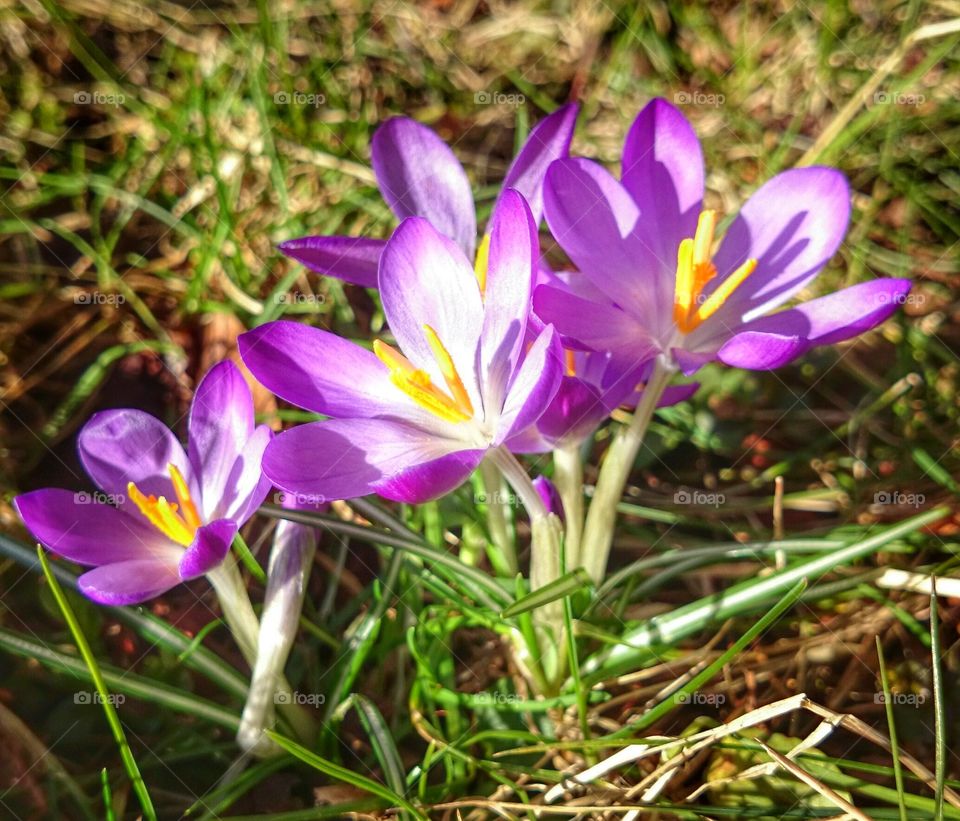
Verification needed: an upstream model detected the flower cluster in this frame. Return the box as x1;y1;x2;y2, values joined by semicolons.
15;98;910;703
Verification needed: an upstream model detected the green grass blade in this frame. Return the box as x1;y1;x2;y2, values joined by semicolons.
37;548;157;821
876;636;909;821
931;580;946;821
500;568;592;618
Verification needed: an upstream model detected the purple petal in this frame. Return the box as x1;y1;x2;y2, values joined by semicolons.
536;375;619;447
621;98;704;275
532;475;565;522
78;559;183;606
179;519;237;579
372;117;476;257
479;190;537;410
218;424;274;524
497;325;564;441
501;103;579;224
15;489;179;566
543;158;662;318
78;409;194;508
279;236;384;288
707;167;851;324
262;417;467;502
188;361;255;521
733;278;912;348
532;282;657;357
716;331;805;370
374;449;485;504
379;217;484;407
671;348;718;376
240;320;422;421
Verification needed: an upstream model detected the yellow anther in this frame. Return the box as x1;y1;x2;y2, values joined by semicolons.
373;338;472;423
564;349;577;377
672;209;757;334
168;463;202;531
127;482;195;547
422;325;474;417
474;234;491;296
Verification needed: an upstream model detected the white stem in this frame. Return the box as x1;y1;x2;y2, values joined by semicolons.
553;443;584;571
579;358;674;585
479;458;517;575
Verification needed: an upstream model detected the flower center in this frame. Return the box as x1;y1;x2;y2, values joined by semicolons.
374;325;475;423
127;463;202;547
673;209;758;334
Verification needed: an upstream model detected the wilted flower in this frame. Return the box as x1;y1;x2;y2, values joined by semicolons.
240;190;563;503
534;98;911;375
15;362;272;604
279;104;578;287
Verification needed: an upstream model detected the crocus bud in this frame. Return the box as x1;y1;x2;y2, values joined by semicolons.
532;475;565;524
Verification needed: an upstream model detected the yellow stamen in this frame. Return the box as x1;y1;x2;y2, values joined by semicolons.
564;349;577;377
673;238;695;328
688;258;758;328
127;481;194;546
474;234;491;296
373;339;472;423
422;325;474;417
169;463;202;531
672;209;758;334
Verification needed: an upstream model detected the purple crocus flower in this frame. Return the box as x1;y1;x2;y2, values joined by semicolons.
15;361;272;605
239;190;563;504
533;98;912;375
279;104;578;288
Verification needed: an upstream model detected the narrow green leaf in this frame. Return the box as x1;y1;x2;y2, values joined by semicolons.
500;568;592;618
266;730;426;820
876;636;909;821
931;580;946;821
37;548;157;821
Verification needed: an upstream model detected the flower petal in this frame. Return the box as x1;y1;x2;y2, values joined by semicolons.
501;103;579;224
479;189;538;412
621;98;704;270
543;158;662;319
240;320;423;421
372;117;476;256
708;167;851;324
278;235;384;288
373;449;485;504
496;325;564;441
15;489;179;566
78;559;183;606
78;409;194;506
379;217;484;407
179;519;237;579
262;417;466;502
218;424;274;524
716;331;805;370
188;361;255;521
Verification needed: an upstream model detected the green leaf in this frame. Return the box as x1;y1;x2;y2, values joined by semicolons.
500;568;592;618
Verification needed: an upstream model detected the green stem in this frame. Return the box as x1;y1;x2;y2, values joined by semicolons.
479;457;517;575
553;443;584;571
579;358;674;584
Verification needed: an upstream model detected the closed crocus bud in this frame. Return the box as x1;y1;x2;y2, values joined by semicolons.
532;475;565;524
237;494;323;754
